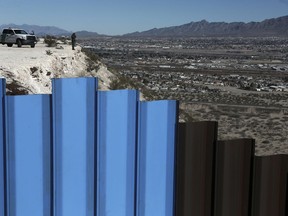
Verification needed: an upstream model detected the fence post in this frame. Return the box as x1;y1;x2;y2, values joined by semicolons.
52;78;97;216
137;100;178;216
286;172;288;216
214;139;255;216
5;95;52;216
176;121;218;216
0;79;5;216
252;154;288;216
97;90;138;216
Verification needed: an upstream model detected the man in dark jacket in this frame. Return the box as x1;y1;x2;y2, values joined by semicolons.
71;33;76;50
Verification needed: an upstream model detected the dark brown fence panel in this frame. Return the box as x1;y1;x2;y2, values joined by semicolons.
286;173;288;216
252;154;288;216
176;121;218;216
214;139;255;216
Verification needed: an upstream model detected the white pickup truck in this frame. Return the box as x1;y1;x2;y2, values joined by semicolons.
0;28;37;48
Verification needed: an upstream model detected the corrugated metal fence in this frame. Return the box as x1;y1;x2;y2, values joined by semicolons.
0;77;287;216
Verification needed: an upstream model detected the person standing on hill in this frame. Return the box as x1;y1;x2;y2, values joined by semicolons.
71;33;76;50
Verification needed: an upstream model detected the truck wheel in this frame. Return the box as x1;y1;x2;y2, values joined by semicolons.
7;44;13;47
31;44;35;48
17;39;22;47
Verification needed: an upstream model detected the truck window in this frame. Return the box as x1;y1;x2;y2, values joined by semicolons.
14;30;28;34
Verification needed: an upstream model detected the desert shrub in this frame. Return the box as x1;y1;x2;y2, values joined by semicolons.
44;35;57;47
109;76;134;90
30;67;38;73
179;108;197;122
82;48;100;62
109;74;156;100
46;50;53;55
82;48;101;72
6;81;29;95
59;36;69;44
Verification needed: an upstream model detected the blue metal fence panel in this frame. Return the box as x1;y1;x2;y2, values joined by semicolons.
0;79;5;216
97;90;138;216
137;100;178;216
5;95;51;216
52;78;97;216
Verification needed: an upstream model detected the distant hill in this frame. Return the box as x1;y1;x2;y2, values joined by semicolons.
74;30;103;38
0;24;103;38
124;15;288;37
0;24;71;36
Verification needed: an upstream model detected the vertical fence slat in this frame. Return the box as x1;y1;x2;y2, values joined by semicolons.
97;90;138;216
6;95;51;216
252;154;288;216
286;172;288;216
53;78;97;216
0;79;5;216
137;100;178;216
214;139;255;216
176;121;218;216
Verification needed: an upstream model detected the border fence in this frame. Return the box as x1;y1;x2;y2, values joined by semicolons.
0;77;287;216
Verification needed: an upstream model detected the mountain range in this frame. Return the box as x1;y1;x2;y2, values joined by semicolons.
0;24;102;38
125;15;288;37
0;24;71;36
1;15;288;38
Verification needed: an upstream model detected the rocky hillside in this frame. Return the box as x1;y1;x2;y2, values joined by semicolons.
0;40;115;95
125;15;288;37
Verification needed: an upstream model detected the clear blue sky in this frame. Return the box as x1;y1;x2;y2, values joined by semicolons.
0;0;287;35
